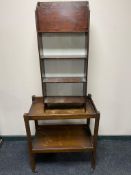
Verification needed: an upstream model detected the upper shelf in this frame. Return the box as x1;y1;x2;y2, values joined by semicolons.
36;1;90;32
40;55;87;60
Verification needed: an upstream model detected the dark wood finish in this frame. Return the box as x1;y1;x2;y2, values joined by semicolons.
91;112;100;169
88;94;98;114
36;32;46;103
24;95;100;171
32;125;93;153
24;113;36;172
35;120;38;130
43;77;86;83
36;1;90;110
36;2;89;32
24;2;100;172
28;96;96;120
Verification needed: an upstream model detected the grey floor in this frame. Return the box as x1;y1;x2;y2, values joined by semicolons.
0;140;131;175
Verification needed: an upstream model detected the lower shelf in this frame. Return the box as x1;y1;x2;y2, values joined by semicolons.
44;96;86;104
32;125;93;153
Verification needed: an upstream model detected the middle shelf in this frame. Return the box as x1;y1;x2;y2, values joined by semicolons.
43;77;86;83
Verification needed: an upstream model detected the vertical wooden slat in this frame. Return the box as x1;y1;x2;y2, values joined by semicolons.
36;9;46;106
24;113;36;172
91;112;100;169
35;120;39;130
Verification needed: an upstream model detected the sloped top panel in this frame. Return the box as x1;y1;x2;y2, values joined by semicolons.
36;1;90;32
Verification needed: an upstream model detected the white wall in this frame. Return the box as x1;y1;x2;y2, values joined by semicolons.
0;0;131;135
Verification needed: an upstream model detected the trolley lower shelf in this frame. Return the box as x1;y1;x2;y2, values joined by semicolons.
32;124;93;153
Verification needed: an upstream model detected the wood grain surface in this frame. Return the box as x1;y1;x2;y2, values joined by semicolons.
32;124;93;153
36;1;89;32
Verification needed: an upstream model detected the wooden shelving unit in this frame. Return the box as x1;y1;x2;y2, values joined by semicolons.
24;1;100;172
36;1;90;110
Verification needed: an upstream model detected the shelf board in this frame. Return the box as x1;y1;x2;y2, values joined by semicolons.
44;96;86;104
32;125;93;153
40;55;87;59
43;77;86;83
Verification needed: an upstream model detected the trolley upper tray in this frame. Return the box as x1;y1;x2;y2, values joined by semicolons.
27;95;98;120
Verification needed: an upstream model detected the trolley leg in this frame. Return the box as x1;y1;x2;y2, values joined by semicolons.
24;114;36;172
91;113;100;169
29;153;36;172
91;150;96;169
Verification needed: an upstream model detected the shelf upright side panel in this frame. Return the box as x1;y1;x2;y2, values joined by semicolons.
83;32;89;96
35;9;46;104
83;11;90;111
